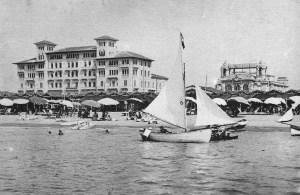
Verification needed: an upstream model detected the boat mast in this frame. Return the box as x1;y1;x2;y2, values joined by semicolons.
180;33;187;132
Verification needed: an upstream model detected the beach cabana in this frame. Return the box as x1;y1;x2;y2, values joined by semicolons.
213;98;227;106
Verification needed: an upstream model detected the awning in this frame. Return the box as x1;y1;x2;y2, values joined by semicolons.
213;98;227;106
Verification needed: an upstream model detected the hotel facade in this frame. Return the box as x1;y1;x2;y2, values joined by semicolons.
14;36;167;95
215;61;289;92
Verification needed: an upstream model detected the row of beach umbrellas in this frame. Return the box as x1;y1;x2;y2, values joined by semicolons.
210;96;300;106
81;97;143;108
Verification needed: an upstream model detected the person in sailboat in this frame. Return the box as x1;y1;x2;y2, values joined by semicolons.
159;126;171;134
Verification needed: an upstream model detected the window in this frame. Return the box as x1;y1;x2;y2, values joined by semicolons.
71;62;74;68
21;83;23;88
88;71;91;76
133;59;137;64
98;60;105;66
59;83;62;88
38;72;44;78
89;82;91;87
122;59;129;64
66;53;79;59
99;50;105;56
55;83;58;88
89;61;91;66
99;69;105;77
55;63;57;68
124;80;127;86
99;41;105;46
122;68;129;76
101;81;103;87
109;70;118;75
76;62;78;67
59;63;62;68
40;83;43;88
51;63;53;69
109;60;118;66
83;70;87;77
93;82;96;87
133;69;138;75
134;80;136;87
84;82;87;87
50;83;53;88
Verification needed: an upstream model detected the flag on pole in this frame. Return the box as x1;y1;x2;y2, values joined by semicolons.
180;32;185;49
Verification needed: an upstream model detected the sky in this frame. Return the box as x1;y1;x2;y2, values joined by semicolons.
0;0;300;91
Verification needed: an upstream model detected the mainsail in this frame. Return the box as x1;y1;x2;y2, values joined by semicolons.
143;37;186;129
278;108;293;123
194;86;235;127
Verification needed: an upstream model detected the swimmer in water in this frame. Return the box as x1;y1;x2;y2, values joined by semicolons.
58;129;63;135
105;129;110;134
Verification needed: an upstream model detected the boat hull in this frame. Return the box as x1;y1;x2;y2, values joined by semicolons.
141;129;212;143
71;123;95;130
290;125;300;136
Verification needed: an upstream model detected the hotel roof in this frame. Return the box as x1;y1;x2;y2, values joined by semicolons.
112;51;153;61
13;58;44;64
94;35;119;41
34;40;57;46
47;46;96;54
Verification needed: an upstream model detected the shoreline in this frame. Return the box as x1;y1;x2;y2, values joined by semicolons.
0;113;298;131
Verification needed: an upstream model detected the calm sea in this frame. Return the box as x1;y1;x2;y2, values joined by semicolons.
0;125;299;195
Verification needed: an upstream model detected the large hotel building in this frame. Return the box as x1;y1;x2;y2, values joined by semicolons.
14;35;167;95
215;61;289;92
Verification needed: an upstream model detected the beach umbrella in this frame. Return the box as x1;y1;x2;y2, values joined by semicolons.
13;98;29;105
72;102;81;106
29;96;48;105
185;96;197;103
264;97;285;105
0;98;13;106
98;98;119;105
227;97;249;105
289;96;300;104
127;97;143;103
213;98;227;106
48;99;60;104
60;100;73;108
81;100;100;108
248;98;263;103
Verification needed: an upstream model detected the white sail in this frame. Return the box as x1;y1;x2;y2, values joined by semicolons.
144;40;186;129
278;108;293;123
194;86;235;127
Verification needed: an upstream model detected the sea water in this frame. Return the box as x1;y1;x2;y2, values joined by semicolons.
0;126;299;195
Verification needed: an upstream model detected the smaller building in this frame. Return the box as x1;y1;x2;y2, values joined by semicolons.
216;61;289;92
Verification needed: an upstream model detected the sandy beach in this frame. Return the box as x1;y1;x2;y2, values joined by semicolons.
0;112;299;130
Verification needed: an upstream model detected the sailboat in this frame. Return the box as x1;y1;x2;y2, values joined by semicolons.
140;33;236;143
278;107;300;136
